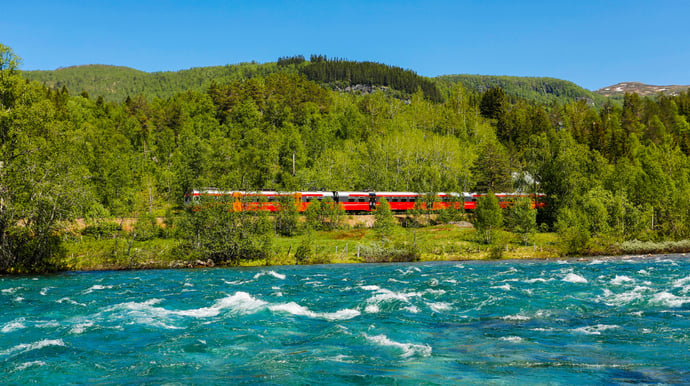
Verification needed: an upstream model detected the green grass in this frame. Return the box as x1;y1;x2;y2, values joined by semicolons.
57;222;563;271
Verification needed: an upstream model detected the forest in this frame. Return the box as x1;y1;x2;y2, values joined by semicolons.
3;43;690;273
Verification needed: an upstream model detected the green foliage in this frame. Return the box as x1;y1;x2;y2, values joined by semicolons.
5;42;690;269
82;222;121;239
473;192;504;244
436;74;606;106
0;44;21;72
359;238;420;263
274;194;299;237
23;62;287;103
304;198;344;231
180;196;272;264
373;197;397;235
294;230;314;264
507;196;537;245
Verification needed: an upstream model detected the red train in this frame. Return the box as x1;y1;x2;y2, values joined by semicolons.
184;189;545;212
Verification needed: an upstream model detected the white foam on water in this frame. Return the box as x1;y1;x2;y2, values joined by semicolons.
650;292;690;307
444;279;458;284
500;336;524;343
224;279;251;285
1;339;66;357
638;269;650;275
598;286;651;306
563;273;588;284
183;282;194;287
2;319;26;333
329;354;354;363
573;324;620;335
425;288;446;295
14;361;46;371
1;287;22;294
363;333;431;358
40;287;52;296
13;297;23;302
403;305;420;313
174;292;268;317
492;284;511;291
498;267;519;275
387;278;409;284
360;285;381;291
427;302;451;312
524;277;555;283
611;275;635;285
672;275;690;288
396;267;421;276
269;302;360;321
365;304;380;313
502;314;530;321
589;259;604;265
83;284;114;294
364;288;424;313
70;321;94;334
56;297;86;307
254;271;286;280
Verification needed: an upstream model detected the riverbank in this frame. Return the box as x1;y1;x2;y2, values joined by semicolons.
46;221;690;273
0;214;681;274
51;223;559;272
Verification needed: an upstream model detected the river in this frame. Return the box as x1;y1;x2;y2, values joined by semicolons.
1;256;689;384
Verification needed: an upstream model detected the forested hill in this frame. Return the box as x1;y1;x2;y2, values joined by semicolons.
23;60;602;106
23;62;284;102
436;74;606;106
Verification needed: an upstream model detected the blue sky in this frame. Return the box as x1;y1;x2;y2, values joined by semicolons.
2;0;689;90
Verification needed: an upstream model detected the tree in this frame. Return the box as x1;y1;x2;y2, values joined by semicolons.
508;196;537;245
180;195;271;264
1;52;96;272
473;192;503;244
479;87;506;120
274;193;299;236
0;44;20;72
472;141;512;192
373;197;397;235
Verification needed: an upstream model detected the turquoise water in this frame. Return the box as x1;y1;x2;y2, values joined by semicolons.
1;256;689;385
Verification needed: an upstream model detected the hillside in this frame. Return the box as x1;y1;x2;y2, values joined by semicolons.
23;62;284;102
435;74;607;106
24;61;606;106
595;82;689;97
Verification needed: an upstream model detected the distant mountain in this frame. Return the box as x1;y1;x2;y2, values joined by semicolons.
595;82;689;97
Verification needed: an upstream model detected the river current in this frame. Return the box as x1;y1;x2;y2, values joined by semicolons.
1;256;689;384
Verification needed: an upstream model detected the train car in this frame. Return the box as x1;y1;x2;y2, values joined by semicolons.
184;189;545;212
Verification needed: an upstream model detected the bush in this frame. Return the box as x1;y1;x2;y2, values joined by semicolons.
82;222;121;239
359;239;419;263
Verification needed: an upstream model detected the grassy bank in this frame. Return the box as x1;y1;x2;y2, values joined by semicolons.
55;222;563;271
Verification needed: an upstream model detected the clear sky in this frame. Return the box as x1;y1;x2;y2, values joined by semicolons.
2;0;689;90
